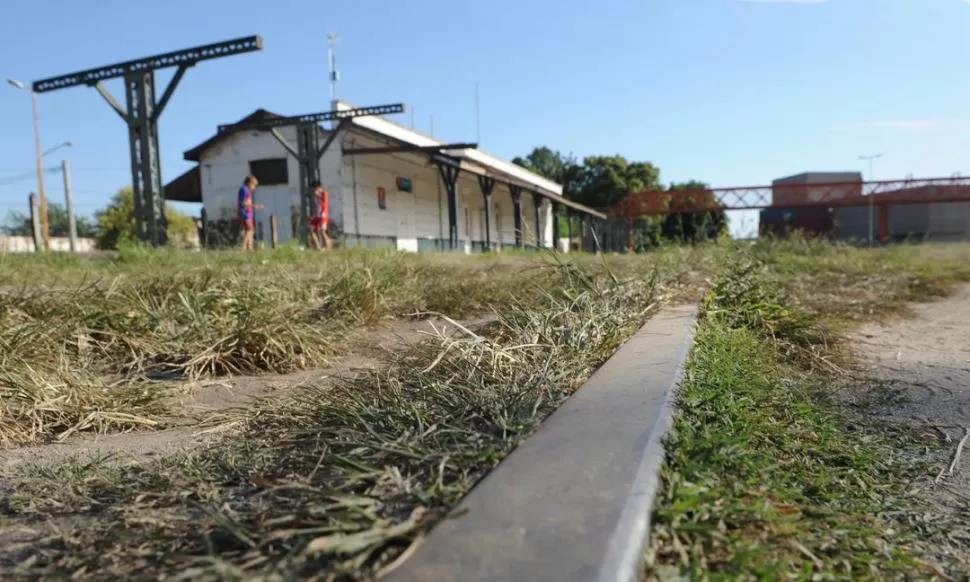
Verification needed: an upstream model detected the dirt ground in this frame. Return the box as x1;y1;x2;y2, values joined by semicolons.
0;316;484;471
849;285;970;566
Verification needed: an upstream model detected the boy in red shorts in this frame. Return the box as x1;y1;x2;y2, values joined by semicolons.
309;181;332;251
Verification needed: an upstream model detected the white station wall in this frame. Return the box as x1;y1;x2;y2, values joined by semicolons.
198;127;344;245
199;128;300;225
340;129;447;249
197;123;558;251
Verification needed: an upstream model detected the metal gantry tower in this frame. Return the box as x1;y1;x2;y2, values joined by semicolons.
31;36;264;246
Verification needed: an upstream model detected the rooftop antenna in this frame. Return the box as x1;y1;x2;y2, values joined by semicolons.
430;113;435;138
327;33;339;102
411;106;416;130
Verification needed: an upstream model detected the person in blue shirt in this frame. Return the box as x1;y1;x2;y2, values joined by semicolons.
238;175;261;250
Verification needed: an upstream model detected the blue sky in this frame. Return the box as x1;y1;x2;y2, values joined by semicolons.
2;0;970;238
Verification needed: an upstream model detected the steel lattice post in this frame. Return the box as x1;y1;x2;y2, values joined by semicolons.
296;122;322;247
125;72;167;246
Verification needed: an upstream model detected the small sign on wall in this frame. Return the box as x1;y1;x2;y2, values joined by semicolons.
396;177;413;192
378;187;387;210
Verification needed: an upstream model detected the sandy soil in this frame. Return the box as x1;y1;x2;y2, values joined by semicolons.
849;285;970;566
0;316;487;471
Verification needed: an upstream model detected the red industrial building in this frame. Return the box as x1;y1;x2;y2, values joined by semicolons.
609;173;970;247
760;173;970;243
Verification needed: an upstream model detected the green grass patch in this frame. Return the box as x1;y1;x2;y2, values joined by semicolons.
646;255;958;580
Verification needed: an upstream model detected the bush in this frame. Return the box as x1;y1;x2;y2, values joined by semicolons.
95;187;197;249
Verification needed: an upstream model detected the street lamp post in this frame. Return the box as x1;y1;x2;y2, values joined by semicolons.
8;78;50;251
859;153;883;247
43;140;73;158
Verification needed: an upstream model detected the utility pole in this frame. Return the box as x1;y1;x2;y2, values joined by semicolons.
859;153;883;247
7;79;50;251
31;90;50;252
28;193;41;252
62;159;77;252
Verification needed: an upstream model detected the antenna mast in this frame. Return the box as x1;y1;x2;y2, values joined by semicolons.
327;33;340;103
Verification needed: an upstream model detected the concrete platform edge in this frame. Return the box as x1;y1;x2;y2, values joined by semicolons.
384;304;700;582
595;305;698;582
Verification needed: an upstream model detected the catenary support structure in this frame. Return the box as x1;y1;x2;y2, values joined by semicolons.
31;36;264;246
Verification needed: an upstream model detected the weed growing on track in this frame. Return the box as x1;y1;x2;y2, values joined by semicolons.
5;242;970;577
749;237;970;322
0;250;665;447
2;241;970;447
0;261;663;580
646;255;966;580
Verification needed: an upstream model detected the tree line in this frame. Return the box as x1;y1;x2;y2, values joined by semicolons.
511;147;727;247
1;187;197;249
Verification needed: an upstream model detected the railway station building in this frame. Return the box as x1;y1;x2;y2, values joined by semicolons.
164;101;604;251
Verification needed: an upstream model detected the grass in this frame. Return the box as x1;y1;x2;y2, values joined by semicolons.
646;249;970;580
0;248;699;447
0;253;663;580
4;240;970;580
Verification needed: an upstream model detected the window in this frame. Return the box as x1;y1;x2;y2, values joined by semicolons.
248;158;289;185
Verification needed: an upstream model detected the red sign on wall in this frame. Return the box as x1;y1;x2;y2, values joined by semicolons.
377;187;387;210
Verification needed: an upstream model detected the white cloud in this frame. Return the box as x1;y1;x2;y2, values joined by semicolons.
828;120;939;131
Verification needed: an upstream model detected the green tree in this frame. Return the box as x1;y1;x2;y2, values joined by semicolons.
514;149;664;240
572;155;662;210
660;181;728;243
95;187;197;249
513;149;664;210
1;203;98;238
512;147;582;199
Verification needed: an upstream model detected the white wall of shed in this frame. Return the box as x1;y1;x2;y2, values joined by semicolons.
198;127;344;245
340;130;446;248
199;128;300;225
196;122;559;251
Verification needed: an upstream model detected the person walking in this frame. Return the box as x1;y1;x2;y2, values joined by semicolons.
309;181;332;251
238;175;262;250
